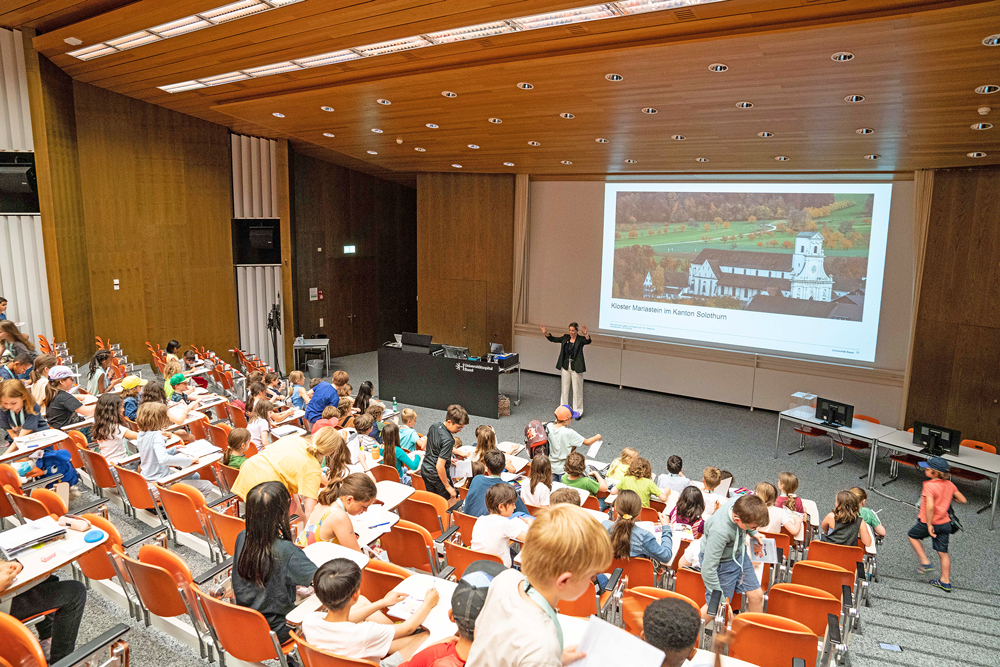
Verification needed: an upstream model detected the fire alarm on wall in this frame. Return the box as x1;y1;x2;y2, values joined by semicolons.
318;290;324;300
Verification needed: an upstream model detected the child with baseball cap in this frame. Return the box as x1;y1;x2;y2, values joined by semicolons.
120;375;147;421
42;365;94;432
908;456;967;592
546;405;601;483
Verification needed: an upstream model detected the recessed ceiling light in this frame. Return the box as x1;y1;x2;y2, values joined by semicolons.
415;147;426;152
972;122;993;130
488;118;502;124
984;35;1000;46
321;106;334;112
845;95;866;103
468;144;480;149
596;138;609;143
426;123;439;129
377;99;391;105
695;157;709;162
64;37;83;46
322;132;334;137
371;128;383;133
967;151;987;158
831;52;854;61
856;127;874;134
736;101;753;109
606;73;623;81
517;82;533;90
976;85;999;94
641;107;658;114
272;112;285;117
442;91;457;98
624;159;636;164
775;155;790;161
528;141;541;146
367;150;378;155
452;164;463;168
560;113;575;119
708;63;728;72
671;135;685;140
504;162;515;166
863;154;881;160
758;131;774;138
561;160;573;165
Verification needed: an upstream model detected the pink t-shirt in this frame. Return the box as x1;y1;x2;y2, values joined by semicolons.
919;478;957;525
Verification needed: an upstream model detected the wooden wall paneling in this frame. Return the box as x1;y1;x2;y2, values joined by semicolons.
376;177;417;345
21;32;94;358
276;138;294;371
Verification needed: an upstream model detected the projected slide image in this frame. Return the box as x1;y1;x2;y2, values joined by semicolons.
612;191;872;320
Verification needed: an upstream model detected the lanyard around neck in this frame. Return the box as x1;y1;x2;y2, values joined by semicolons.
524;581;563;650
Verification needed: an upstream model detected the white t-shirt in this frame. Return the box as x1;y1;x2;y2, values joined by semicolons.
96;424;129;463
471;514;527;567
763;506;787;534
657;473;691;496
301;614;393;664
701;490;727;519
547;424;585;476
520;480;551;507
247;417;270;448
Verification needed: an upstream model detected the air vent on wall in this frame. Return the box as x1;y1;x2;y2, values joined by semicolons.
477;38;495;48
674;8;697;20
566;25;590;35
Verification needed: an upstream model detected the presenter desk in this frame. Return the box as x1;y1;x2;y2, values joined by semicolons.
775;406;896;460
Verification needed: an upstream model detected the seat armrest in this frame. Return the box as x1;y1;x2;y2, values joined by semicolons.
122;524;169;549
605;567;623;594
707;589;723;616
50;623;129;667
841;584;853;608
433;525;460;544
827;613;842;644
447;499;464;514
23;474;63;491
855;561;867;581
195;557;234;585
73;498;108;516
435;565;455;580
207;492;237;508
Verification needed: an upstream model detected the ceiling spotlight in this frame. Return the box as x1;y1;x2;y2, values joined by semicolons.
695;157;709;162
528;141;541;146
775;156;790;161
560;113;575;119
395;138;403;144
322;132;334;137
863;154;881;160
415;147;426;152
272;112;285;117
708;63;728;72
671;135;685;140
624;159;636;164
641;107;658;114
426;123;439;128
468;144;480;149
561;160;573;165
596;138;609;143
736;101;753;109
831;52;854;61
845;95;865;102
367;150;378;155
517;82;533;90
371;128;383;133
972;123;993;130
976;85;999;94
442;91;457;98
856;127;874;134
488;118;502;124
758;131;774;138
606;73;623;81
452;164;463;168
967;151;987;158
503;162;515;166
377;99;391;105
984;35;1000;46
320;106;334;112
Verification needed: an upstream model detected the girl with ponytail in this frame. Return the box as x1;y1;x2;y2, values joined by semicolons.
603;489;675;564
297;473;378;549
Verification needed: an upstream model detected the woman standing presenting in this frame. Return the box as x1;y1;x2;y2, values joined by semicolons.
541;322;591;419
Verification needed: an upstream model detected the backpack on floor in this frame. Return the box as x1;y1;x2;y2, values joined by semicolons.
524;419;549;458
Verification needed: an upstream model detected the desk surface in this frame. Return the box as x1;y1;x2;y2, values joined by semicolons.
877;429;1000;475
376;481;413;511
3;525;108;602
60;417;94;431
295;339;331;348
352;505;399;545
158;452;223;485
387;574;459;652
781;406;897;440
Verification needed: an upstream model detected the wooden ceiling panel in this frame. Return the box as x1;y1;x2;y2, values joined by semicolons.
0;0;135;32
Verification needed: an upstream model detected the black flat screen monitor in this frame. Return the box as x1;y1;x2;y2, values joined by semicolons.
400;332;433;354
912;422;961;457
815;397;854;428
490;342;505;355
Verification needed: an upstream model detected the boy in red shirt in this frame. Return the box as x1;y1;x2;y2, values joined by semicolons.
907;457;967;592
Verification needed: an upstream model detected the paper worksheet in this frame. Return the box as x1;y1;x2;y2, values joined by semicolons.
574;616;664;667
748;537;778;564
586;439;603;458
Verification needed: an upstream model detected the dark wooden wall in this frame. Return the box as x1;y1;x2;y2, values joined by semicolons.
906;168;1000;446
416;173;514;356
290;150;416;362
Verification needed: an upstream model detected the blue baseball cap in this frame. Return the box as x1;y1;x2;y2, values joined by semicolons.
918;456;950;472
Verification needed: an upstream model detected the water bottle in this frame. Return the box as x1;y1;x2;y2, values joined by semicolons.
392;397;398;413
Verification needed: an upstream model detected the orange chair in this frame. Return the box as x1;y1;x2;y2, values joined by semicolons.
292;630;378;667
114;464;169;524
379;520;442;575
524;503;543;516
60;431;89;472
78;448;128;500
410;472;426;492
807;541;863;575
452;510;477;546
444;541;504;579
612;556;658;589
582;495;601;511
218;465;241;493
157;483;221;560
188;416;210;441
674;567;707;606
225;404;248;429
361;560;410;603
0;465;20;522
0;612;130;667
207;507;245;556
729;613;818;667
205;422;232;451
398;491;451;538
791;561;854;604
766;583;841;639
193;586;294;667
457;484;469;501
639;506;659;522
556;567;622;620
622;587;700;636
951;440;997;513
828;414;879;472
371;465;400;484
7;488;53;521
789;422;829;456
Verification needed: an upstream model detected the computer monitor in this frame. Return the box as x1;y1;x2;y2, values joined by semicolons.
442;345;470;360
400;332;433;354
815;397;854;428
912;422;961;457
490;342;505;355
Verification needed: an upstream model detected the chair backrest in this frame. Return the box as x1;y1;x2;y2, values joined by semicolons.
444;541;504;579
761;530;792;557
360;561;410;603
398;491;448;537
807;541;863;573
556;582;598;617
409;472;426;492
457;485;469;500
0;611;48;667
524;503;543;516
612;556;657;589
379;520;436;573
188;416;209;442
205;422;231;451
31;488;67;517
113;465;158;510
673;567;706;606
226;404;248;429
791;560;853;602
218;464;240;491
730;613;818;666
76;513;124;581
10;490;52;521
208;507;245;556
292;631;379;667
766;583;841;638
370;465;400;484
193;587;285;662
120;549;189;618
452;511;477;546
78;448;119;490
854;414;880;424
961;439;997;454
582;495;600;511
157;483;208;535
639;506;659;522
622;587;700;635
0;466;19;519
59;432;88;469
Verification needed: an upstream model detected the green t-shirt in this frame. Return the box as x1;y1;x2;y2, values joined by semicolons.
226;454;248;469
616;476;663;507
859;506;881;528
561;474;600;496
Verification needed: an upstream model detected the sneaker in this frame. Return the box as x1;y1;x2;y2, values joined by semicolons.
69;485;82;500
930;579;952;592
917;563;933;575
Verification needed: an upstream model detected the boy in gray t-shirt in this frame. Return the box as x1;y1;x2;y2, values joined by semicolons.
546;405;600;479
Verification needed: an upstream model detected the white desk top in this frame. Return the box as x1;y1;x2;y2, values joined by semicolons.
387;574;459;652
780;406;897;440
183;368;210;377
78;394;98;406
274;409;306;426
2;524;108;602
272;424;306;439
167;410;207;430
294;339;330;348
60;417;94;431
158;452;222;485
876;429;1000;475
376;480;414;511
285;544;370;626
196;395;227;410
351;505;400;546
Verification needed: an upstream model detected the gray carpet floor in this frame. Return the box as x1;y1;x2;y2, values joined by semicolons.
49;353;1000;667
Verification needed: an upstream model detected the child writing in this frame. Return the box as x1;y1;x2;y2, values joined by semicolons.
701;466;726;517
470;484;531;566
777;471;805;513
289;370;310;411
908;457;965;592
616;457;670;507
135;402;213;496
297;473;378;549
820;490;873;547
0;353;33;383
162;360;183;399
550;487;582;506
247;399;275;449
560;451;608;498
264;371;284;403
42;365;95;432
120;375;146;421
302;558;436;666
657;455;691;495
92;393;139;463
464;450;529;518
604;489;674;564
607;447;639;485
669;485;707;539
29;353;57;412
754;482;803;537
471;424;515;473
223;428;252;469
366;403;386;444
520;454;553;507
850;487;886;538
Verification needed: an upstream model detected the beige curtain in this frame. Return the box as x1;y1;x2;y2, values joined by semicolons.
511;173;530;349
898;169;934;426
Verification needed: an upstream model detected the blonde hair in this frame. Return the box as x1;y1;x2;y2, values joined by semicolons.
0;380;36;415
702;466;721;490
250;399;273;423
616;447;639;468
136;401;169;431
308;428;350;480
163;359;182;379
289;370;305;385
474;424;497;461
754;481;777;507
365;403;384;420
401;408;417;424
521;505;612;584
779;472;800;510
